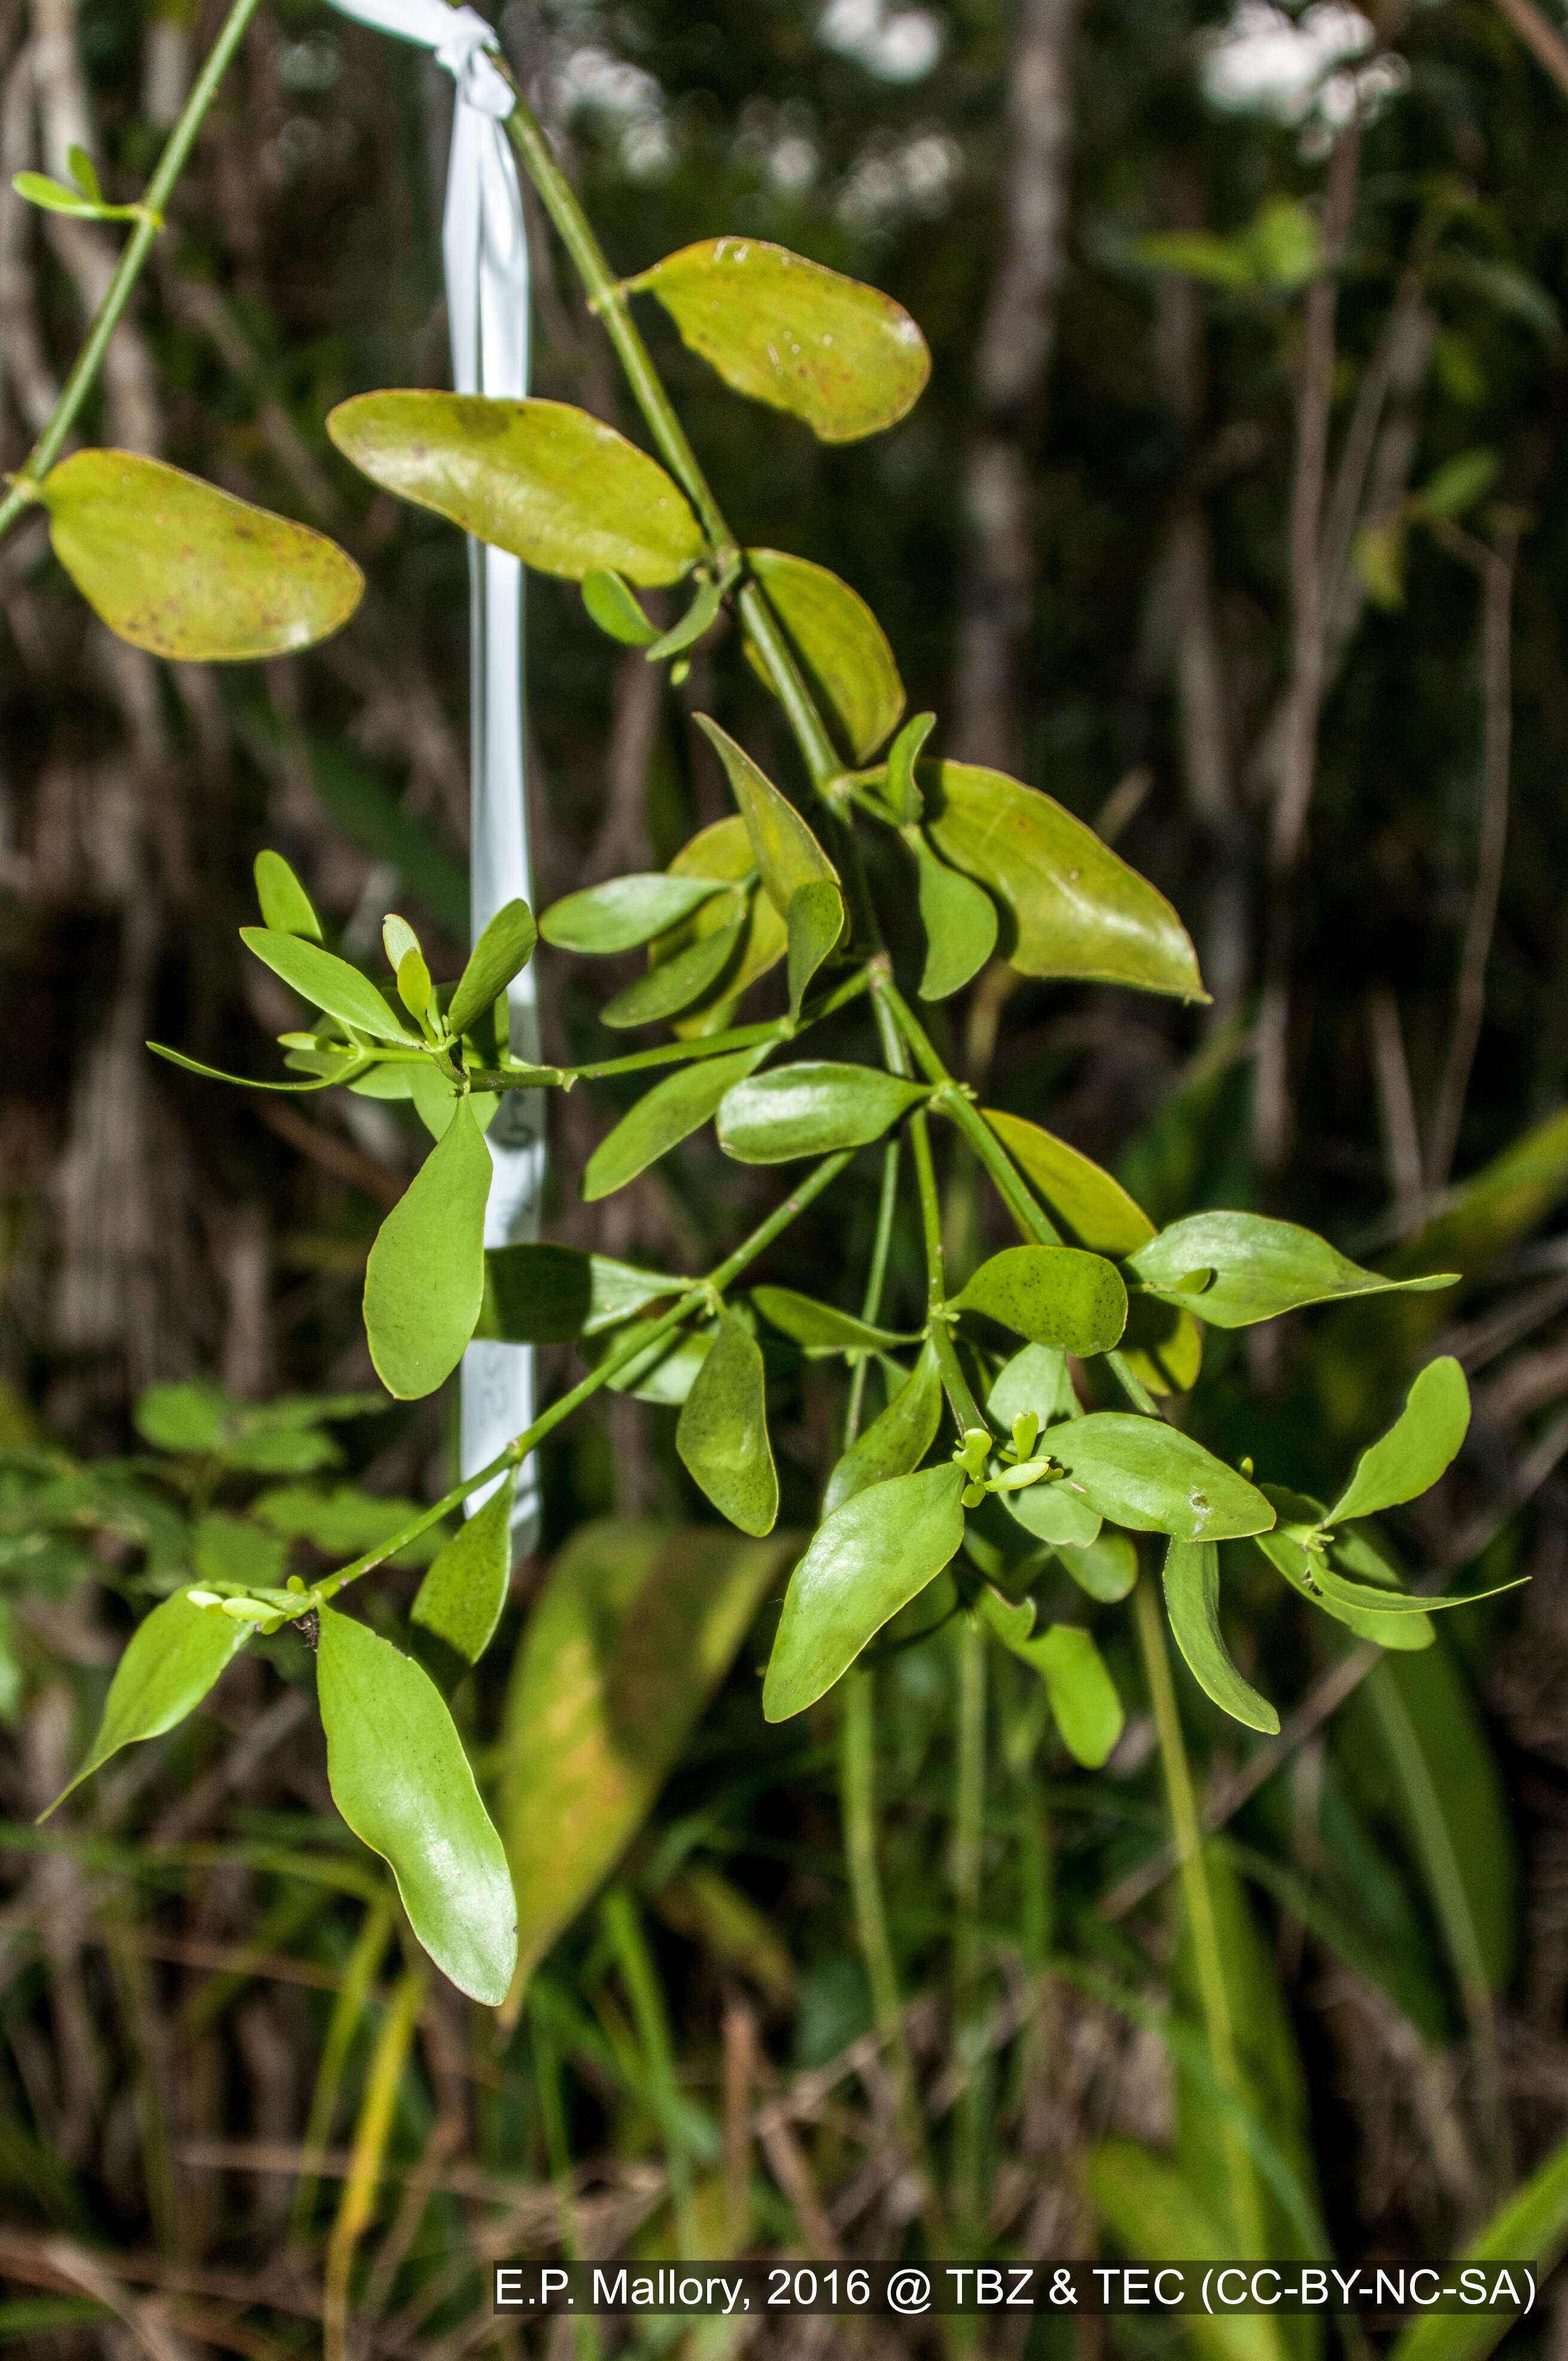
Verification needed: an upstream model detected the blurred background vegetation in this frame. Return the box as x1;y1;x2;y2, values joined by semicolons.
4;0;1568;2346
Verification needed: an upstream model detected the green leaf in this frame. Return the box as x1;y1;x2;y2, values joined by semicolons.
1087;2144;1279;2361
254;850;322;941
763;1464;966;1720
661;816;788;1035
1051;1415;1275;1541
747;547;905;759
39;451;363;661
786;880;845;1020
477;1243;682;1344
600;905;745;1029
717;1061;927;1164
501;1520;793;1992
135;1379;227;1453
410;1469;516;1694
251;1482;444;1565
752;1286;917;1356
629;238;931;443
11;167;138;220
1130;1211;1457;1331
148;1041;352;1092
952;1245;1128;1357
912;835;997;1000
363;1099;492;1399
43;1590;252;1814
326;393;703;586
644;574;723;661
824;1338;942;1514
316;1606;516;2005
240;929;415;1045
675;1312;778;1536
1388;2134;1568;2361
1328;1356;1470;1524
447;899;537;1039
1255;1491;1434;1650
540;874;727;955
887;710;935;823
583;1045;770;1201
593;1321;714;1404
1055;1532;1138;1602
978;1590;1124;1766
581;567;659;644
1417;448;1500;521
1164;1540;1279;1735
923;763;1205;998
693;716;839;918
192;1513;288;1591
997;1471;1101;1549
987;1343;1080;1432
982;1108;1156;1258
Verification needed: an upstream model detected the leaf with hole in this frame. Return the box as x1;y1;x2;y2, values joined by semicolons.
763;1462;966;1720
1328;1356;1470;1524
1164;1540;1278;1735
717;1061;927;1164
581;567;659;644
747;548;904;759
363;1099;491;1399
240;929;414;1045
541;875;729;956
501;1520;793;1994
327;393;702;585
447;899;537;1039
1130;1212;1457;1330
923;763;1204;998
629;238;930;442
39;451;362;660
911;833;997;1000
676;1312;778;1537
952;1245;1128;1358
978;1589;1123;1767
786;880;845;1019
316;1606;516;2004
824;1338;942;1514
254;850;322;941
477;1244;683;1344
1050;1416;1275;1541
42;1589;254;1815
583;1045;770;1200
410;1469;516;1695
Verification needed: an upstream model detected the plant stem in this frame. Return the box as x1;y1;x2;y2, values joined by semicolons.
0;0;266;539
531;2003;603;2361
845;1137;902;1444
602;1889;701;2257
1132;1572;1268;2258
840;1672;930;2165
310;1151;851;1602
951;1612;989;2249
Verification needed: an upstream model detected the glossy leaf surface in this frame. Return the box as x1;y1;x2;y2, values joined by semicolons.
695;717;838;918
1131;1211;1457;1329
447;899;537;1039
316;1607;516;2005
924;763;1204;997
914;836;997;1000
601;906;744;1029
978;1589;1123;1766
363;1100;491;1398
1000;1469;1102;1548
987;1342;1080;1434
410;1469;516;1693
675;1313;778;1535
748;547;904;758
952;1245;1128;1356
983;1108;1155;1255
630;238;930;442
583;1044;769;1200
1328;1356;1470;1524
502;1520;791;1991
717;1061;927;1163
763;1463;966;1720
477;1243;681;1344
46;1590;252;1813
1051;1415;1275;1541
254;850;322;941
541;874;726;955
327;393;702;585
786;880;845;1020
824;1339;943;1514
41;451;362;661
752;1286;915;1355
240;929;413;1045
1164;1539;1279;1734
581;566;658;644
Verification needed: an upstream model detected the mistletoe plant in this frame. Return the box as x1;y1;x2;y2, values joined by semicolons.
10;18;1514;2024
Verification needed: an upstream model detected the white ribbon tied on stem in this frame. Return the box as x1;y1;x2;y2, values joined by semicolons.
327;0;543;1550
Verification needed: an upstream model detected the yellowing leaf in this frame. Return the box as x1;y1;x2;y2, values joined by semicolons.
327;393;703;586
747;548;904;759
629;238;930;442
40;450;363;661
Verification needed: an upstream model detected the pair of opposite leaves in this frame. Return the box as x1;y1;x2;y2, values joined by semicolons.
33;237;927;665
